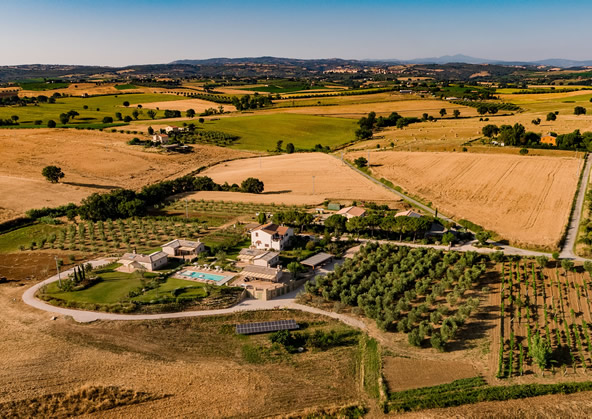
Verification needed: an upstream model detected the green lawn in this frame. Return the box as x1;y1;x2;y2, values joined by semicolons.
43;269;204;304
0;224;61;253
132;277;207;302
199;114;357;151
0;93;190;128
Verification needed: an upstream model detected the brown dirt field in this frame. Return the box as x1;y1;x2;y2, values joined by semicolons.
0;129;253;221
382;357;479;392
348;150;581;249
134;98;236;112
0;290;362;418
201;153;403;207
0;251;81;281
396;391;592;418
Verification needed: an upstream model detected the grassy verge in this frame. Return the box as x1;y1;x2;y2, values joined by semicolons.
359;335;382;400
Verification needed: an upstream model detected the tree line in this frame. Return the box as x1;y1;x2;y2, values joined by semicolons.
27;175;265;222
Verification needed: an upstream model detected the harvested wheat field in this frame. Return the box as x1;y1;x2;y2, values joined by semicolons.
269;99;478;119
200;153;403;206
348;150;582;249
0;129;252;221
0;287;362;417
134;98;235;112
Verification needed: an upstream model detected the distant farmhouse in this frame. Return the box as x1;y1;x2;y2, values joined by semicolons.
152;133;170;144
540;133;557;146
250;223;293;251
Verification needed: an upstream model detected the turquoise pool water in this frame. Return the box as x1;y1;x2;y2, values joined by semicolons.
181;270;226;282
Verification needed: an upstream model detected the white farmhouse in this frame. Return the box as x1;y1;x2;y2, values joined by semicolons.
118;251;168;272
250;223;293;251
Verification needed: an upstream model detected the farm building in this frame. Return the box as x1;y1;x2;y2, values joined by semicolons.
238;248;279;267
541;134;557;146
395;209;423;218
152;133;170;144
237;265;304;300
336;206;366;219
250;223;293;251
240;265;283;282
301;252;334;270
118;251;168;272
162;239;205;258
327;203;341;211
164;126;179;133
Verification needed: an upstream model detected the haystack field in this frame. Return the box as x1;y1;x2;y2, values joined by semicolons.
348;150;582;249
199;153;403;206
0;129;252;221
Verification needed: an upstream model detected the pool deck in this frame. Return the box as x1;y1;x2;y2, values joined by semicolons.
174;266;237;286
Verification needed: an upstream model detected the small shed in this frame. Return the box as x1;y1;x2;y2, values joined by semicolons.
301;252;334;269
328;203;341;211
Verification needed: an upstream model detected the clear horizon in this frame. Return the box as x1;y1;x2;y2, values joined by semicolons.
1;0;590;67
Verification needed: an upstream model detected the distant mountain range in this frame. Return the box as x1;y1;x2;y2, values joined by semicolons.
391;54;592;67
172;55;592;68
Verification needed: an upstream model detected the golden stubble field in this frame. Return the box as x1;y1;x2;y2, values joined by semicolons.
0;129;253;221
197;153;403;207
269;98;479;119
134;98;236;113
347;150;582;249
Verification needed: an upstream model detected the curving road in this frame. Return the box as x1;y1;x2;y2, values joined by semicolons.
21;260;367;329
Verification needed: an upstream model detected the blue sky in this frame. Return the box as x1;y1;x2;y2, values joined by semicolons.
1;0;590;66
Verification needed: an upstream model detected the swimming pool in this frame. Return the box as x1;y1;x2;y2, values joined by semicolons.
180;270;226;282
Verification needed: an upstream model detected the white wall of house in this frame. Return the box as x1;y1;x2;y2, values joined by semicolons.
251;229;292;251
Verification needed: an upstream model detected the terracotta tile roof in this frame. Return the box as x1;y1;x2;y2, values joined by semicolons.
253;223;291;235
336;206;366;217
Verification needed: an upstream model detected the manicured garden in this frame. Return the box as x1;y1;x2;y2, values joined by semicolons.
39;263;242;313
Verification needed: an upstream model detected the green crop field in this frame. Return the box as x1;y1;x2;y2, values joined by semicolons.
18;79;70;91
0;93;190;128
240;80;329;94
199;114;357;151
114;84;138;90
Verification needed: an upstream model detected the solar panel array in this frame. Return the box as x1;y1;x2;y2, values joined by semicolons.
235;319;299;335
